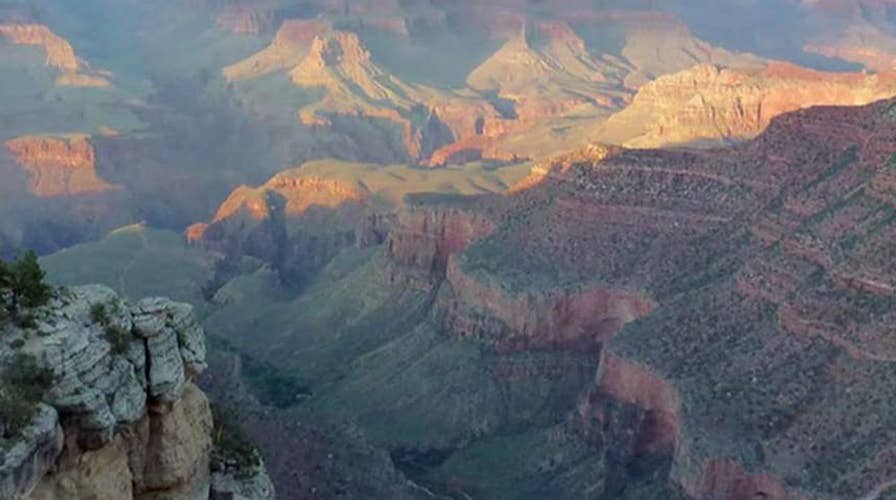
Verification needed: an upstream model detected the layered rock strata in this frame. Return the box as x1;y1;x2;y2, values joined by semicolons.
0;285;272;499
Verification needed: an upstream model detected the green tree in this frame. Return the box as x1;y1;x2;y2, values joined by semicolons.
2;251;50;317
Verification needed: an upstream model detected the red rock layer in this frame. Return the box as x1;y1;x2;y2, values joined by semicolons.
0;23;109;87
4;136;115;197
593;354;679;455
386;204;496;287
439;260;654;353
0;23;78;71
685;459;788;500
211;173;365;224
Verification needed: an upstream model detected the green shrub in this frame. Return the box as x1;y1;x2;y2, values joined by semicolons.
0;353;55;438
90;303;109;325
242;355;311;409
104;324;130;355
210;404;261;476
14;313;36;329
9;338;24;349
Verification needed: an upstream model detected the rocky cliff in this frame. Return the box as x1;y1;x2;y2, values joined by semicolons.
364;98;896;497
285;28;501;163
0;23;109;87
0;23;78;72
188;166;377;287
597;62;896;148
0;285;274;499
223;19;328;81
4;135;116;198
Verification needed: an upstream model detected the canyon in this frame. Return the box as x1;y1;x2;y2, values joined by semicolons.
3;0;896;498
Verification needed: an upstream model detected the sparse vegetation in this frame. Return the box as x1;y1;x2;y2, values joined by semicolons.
0;251;52;322
90;302;109;325
91;302;131;355
104;324;130;355
209;336;310;409
210;403;261;476
0;352;55;438
241;355;311;409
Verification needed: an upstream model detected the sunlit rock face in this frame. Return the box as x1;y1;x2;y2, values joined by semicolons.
223;19;329;80
189;167;374;286
4;135;116;198
0;23;109;87
0;23;78;72
597;62;896;148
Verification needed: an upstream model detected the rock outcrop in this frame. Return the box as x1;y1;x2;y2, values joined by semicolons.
0;23;109;87
0;23;78;72
597;62;896;148
188;166;377;286
4;135;116;198
466;20;629;120
223;19;328;80
285;28;500;162
0;285;271;499
385;200;497;287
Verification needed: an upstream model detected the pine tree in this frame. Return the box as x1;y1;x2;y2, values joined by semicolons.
2;251;50;317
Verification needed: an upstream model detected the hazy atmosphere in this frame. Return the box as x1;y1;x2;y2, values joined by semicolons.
1;1;896;499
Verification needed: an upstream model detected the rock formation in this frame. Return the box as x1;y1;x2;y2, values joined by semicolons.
597;62;896;147
0;23;109;87
188;165;376;286
224;5;786;165
0;23;78;72
804;24;896;71
223;19;329;80
4;135;116;198
466;20;629;119
0;285;274;499
366;97;896;497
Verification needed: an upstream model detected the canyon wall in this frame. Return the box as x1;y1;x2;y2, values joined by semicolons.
0;23;108;87
4;135;115;198
599;62;896;148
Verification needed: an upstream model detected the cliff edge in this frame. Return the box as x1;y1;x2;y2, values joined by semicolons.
0;285;274;499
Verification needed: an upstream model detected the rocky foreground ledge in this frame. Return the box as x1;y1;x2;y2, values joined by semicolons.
0;285;274;499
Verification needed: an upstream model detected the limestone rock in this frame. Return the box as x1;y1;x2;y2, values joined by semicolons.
27;435;134;500
146;332;186;403
140;384;213;500
0;404;63;500
0;284;221;499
